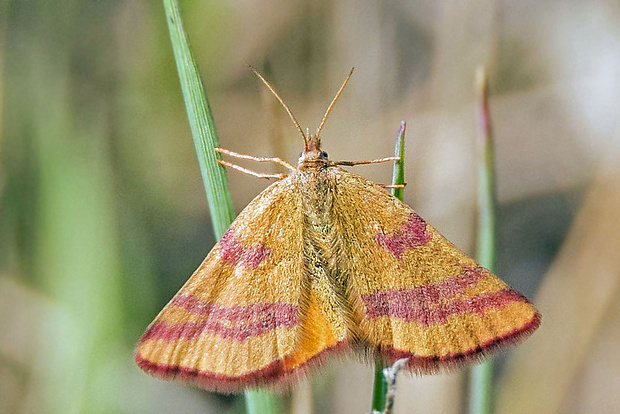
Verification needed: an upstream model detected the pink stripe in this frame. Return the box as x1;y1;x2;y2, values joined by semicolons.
141;302;298;342
171;295;291;322
219;230;270;269
363;288;527;326
375;213;431;259
362;266;487;311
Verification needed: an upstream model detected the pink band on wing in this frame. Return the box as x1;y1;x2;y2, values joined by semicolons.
375;212;431;259
363;287;527;326
141;301;298;342
361;266;528;326
219;230;271;269
363;266;487;306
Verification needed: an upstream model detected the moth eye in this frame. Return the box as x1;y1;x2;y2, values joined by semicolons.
321;151;328;158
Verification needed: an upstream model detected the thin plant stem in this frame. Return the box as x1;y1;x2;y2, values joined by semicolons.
244;390;283;414
162;1;280;412
371;121;406;413
391;122;407;202
162;0;235;238
469;67;497;414
372;360;387;412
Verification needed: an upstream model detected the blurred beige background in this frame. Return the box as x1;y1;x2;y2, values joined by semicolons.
1;1;619;413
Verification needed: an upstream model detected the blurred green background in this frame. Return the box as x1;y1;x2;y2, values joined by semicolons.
2;1;620;413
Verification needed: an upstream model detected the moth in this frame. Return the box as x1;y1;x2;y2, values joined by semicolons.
136;68;541;394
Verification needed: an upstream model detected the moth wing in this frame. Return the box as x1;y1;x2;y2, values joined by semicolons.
332;170;540;372
136;177;346;393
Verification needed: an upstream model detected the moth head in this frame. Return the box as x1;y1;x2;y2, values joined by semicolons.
299;134;329;165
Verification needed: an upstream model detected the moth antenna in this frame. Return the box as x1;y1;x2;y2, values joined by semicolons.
315;67;354;142
249;65;308;146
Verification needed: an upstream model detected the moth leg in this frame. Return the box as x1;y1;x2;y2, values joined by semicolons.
216;148;296;171
330;156;400;166
217;159;286;180
378;183;406;189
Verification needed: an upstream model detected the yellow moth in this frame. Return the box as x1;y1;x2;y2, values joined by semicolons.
136;68;540;394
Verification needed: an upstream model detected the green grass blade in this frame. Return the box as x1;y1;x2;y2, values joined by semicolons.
162;1;280;412
163;0;234;238
469;68;497;414
371;359;387;413
244;389;284;414
371;121;406;413
474;68;497;277
391;122;407;201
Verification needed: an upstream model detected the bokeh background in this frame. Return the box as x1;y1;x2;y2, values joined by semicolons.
2;1;620;413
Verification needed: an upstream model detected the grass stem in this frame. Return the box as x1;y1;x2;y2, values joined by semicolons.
371;121;406;413
162;1;280;412
469;67;497;414
163;0;234;238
